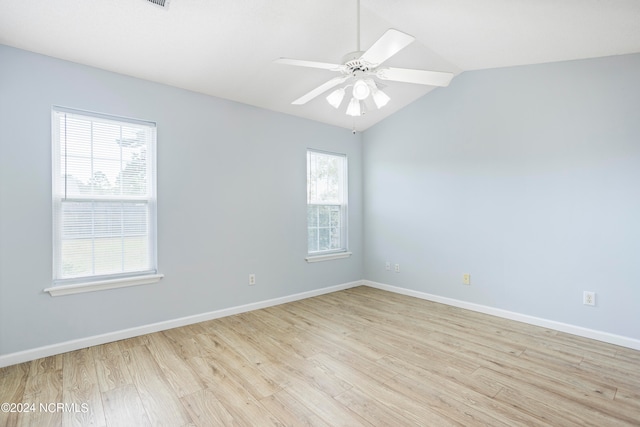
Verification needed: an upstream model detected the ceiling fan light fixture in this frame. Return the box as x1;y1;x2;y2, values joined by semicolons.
326;88;346;108
346;97;361;116
275;0;455;123
372;87;390;108
352;79;370;100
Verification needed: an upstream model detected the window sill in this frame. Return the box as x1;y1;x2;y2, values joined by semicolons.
44;274;164;297
305;251;352;263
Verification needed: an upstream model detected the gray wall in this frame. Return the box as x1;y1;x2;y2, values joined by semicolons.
2;43;638;357
363;53;640;339
0;45;363;355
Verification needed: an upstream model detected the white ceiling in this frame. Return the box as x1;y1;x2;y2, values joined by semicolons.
1;0;639;130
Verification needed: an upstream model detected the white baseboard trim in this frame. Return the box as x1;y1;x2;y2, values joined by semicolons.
364;280;640;351
0;280;364;368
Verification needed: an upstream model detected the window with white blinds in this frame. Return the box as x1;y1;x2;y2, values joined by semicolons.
307;150;348;255
52;107;157;285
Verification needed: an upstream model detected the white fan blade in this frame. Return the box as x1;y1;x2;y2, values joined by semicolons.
376;67;454;87
275;58;343;71
359;29;415;66
292;76;349;105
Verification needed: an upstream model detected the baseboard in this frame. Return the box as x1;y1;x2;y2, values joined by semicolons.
5;278;636;368
364;280;640;351
0;280;364;368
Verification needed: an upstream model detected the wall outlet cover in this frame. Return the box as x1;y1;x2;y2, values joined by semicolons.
583;291;595;306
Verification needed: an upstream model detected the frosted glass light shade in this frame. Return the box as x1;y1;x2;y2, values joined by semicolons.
345;97;361;116
352;79;370;100
372;88;390;108
326;88;346;108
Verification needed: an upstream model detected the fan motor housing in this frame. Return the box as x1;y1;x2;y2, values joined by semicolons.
342;51;372;75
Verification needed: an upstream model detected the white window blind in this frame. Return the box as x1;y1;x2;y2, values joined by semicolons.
307;150;347;254
52;107;157;284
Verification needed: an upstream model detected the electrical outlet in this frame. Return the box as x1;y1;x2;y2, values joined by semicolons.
385;261;391;271
463;273;471;285
394;263;400;273
249;274;256;286
583;291;595;306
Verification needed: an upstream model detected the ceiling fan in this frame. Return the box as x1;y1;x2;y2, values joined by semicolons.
275;0;454;117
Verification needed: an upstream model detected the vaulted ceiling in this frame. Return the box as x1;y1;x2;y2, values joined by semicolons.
1;0;639;130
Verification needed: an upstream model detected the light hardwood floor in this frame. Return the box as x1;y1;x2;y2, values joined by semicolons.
1;286;639;426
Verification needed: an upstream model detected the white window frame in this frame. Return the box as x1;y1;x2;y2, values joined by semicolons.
305;149;351;262
46;107;162;296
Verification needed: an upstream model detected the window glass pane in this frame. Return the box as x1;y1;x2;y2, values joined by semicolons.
307;205;318;227
307;151;344;204
318;228;331;251
93;203;123;237
306;150;347;255
119;145;148;196
58;200;151;279
61;238;93;278
94;237;125;276
331;227;341;249
330;207;340;227
124;235;149;272
53;108;156;283
62;202;93;238
318;206;330;227
308;228;318;253
93;122;121;162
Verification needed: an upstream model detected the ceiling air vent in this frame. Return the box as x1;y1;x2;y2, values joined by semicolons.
146;0;170;9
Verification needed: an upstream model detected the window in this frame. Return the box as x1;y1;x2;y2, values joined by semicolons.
306;150;349;259
51;107;158;290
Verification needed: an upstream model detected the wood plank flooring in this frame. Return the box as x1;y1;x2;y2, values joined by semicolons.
1;286;639;426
